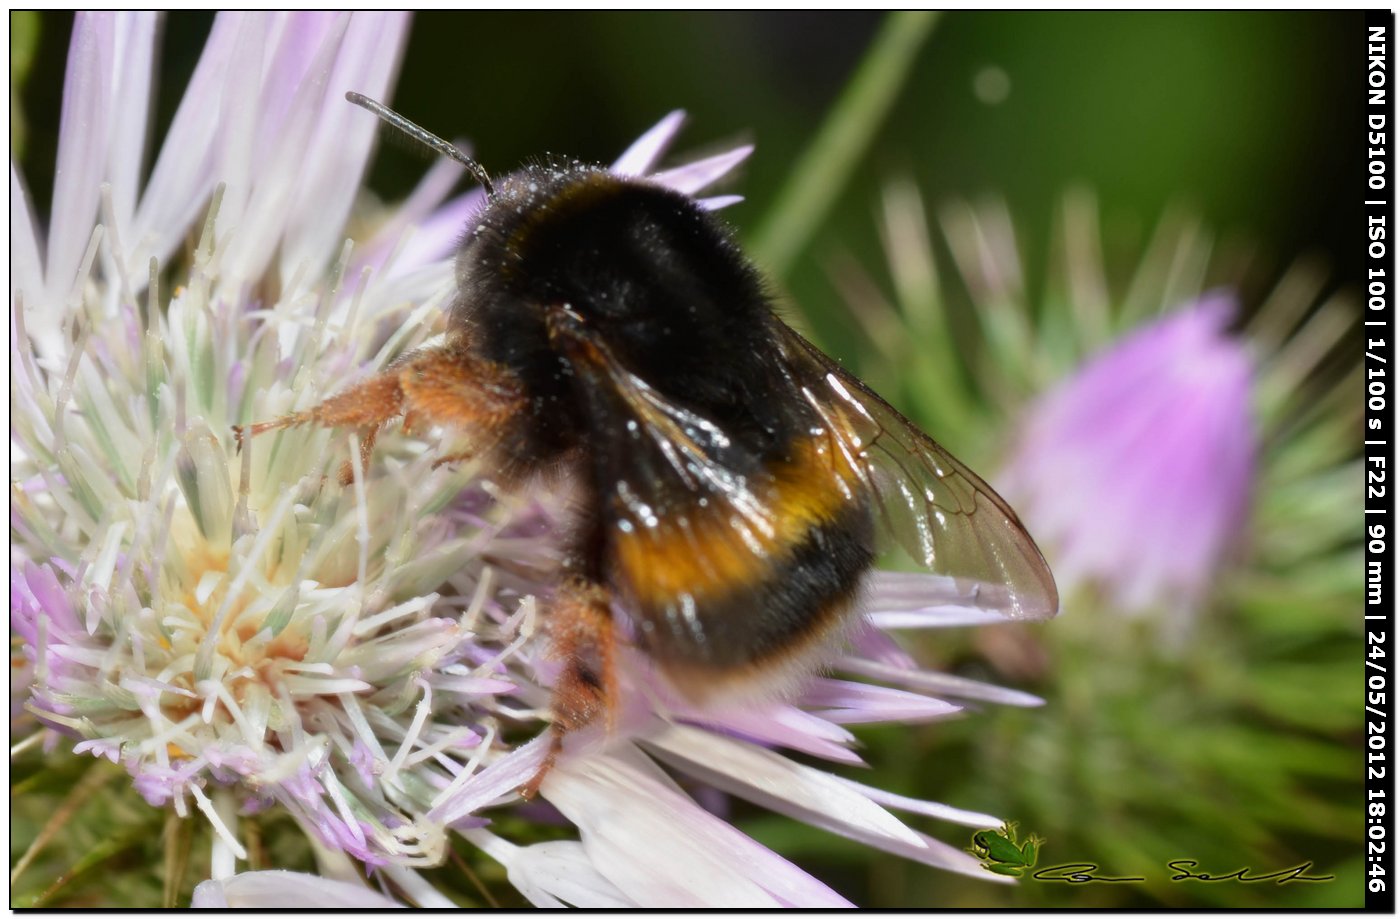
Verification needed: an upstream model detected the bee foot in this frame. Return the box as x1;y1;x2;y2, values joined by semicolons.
518;731;563;800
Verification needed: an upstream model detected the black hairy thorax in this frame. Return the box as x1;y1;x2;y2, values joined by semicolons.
450;163;810;473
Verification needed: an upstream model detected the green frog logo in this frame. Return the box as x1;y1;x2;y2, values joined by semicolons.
968;822;1044;878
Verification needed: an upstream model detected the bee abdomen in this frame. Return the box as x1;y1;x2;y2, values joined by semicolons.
667;501;873;665
604;424;877;693
613;495;875;692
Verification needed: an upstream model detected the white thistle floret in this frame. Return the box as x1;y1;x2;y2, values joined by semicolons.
12;188;559;866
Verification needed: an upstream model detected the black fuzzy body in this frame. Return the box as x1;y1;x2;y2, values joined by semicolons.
449;163;873;679
453;163;793;465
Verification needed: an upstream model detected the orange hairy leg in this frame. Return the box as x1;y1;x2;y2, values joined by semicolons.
430;450;480;470
233;341;525;479
520;580;619;798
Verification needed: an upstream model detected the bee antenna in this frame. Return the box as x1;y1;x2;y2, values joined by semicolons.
346;92;495;198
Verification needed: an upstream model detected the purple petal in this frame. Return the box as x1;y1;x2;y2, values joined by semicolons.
511;841;635;908
653;731;1002;887
104;13;156;243
682;700;864;765
468;832;636;908
46;12;114;302
429;733;548;825
354;155;473;275
73;737;123;763
847;620;919;668
16;561;78;634
644;725;923;848
838;656;1044;707
544;748;852;908
801;678;960;724
697;194;744;211
376;865;459;908
280;12;410;280
192;871;404;908
650;145;753;195
611;110;685;176
10;164;43;306
830;775;1002;829
379;189;486;279
863;828;1016;885
253;13;337;141
133;12;245;271
224;14;351;282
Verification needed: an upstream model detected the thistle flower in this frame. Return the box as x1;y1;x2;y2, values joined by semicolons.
833;183;1360;907
1000;294;1254;620
838;186;1360;629
12;13;1043;907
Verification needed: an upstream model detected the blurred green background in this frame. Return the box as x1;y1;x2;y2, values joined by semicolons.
14;11;1366;318
12;10;1367;909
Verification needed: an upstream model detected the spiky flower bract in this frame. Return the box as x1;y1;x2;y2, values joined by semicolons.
832;186;1361;907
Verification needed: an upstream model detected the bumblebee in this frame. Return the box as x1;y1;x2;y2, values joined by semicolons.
240;95;1058;787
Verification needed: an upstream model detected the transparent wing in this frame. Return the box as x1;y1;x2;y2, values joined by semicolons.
554;316;790;617
773;322;1059;621
596;359;782;550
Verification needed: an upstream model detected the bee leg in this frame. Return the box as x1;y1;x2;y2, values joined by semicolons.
430;450;478;470
334;424;387;487
233;370;406;447
396;343;525;434
520;580;618;799
235;342;524;471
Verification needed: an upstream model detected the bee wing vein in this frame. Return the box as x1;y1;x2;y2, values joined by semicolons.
775;322;1059;621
